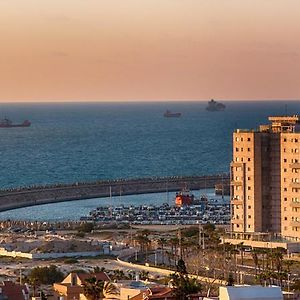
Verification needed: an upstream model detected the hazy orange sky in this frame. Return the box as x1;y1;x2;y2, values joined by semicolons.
0;0;300;102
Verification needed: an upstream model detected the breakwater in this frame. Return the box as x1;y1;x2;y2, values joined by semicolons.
0;174;229;212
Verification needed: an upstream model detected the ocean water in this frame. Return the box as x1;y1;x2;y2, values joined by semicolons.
0;101;299;189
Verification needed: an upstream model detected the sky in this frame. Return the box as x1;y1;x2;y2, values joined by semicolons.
0;0;300;102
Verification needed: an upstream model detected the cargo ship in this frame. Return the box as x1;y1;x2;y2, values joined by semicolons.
0;118;31;128
163;110;181;118
206;99;226;111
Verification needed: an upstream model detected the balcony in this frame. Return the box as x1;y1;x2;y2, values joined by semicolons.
290;182;300;188
230;180;243;186
230;162;243;168
289;163;300;169
290;202;300;208
231;218;243;224
231;198;243;205
290;220;300;227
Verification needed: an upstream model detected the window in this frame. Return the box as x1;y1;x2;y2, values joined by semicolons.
248;167;251;171
248;215;251;219
284;197;287;201
284;169;287;172
248;186;251;190
248;205;251;209
248;158;251;162
284;138;287;142
236;148;239;152
284;217;287;221
247;138;251;141
248;148;250;152
284;159;287;163
248;177;251;180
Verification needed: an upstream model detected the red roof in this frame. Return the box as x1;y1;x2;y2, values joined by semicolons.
0;281;28;300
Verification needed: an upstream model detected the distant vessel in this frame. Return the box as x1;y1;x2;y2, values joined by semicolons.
206;99;226;111
163;110;181;118
0;118;31;128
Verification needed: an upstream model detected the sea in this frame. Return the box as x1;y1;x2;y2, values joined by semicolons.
0;100;299;220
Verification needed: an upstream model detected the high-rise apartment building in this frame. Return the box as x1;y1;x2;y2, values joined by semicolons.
231;116;300;239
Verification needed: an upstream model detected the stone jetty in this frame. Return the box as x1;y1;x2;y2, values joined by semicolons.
0;174;229;212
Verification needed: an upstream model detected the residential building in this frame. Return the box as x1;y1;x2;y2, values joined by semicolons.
0;281;29;300
231;116;300;240
53;272;110;300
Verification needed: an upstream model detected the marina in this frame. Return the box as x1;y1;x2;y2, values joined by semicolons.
81;192;230;225
0;189;229;222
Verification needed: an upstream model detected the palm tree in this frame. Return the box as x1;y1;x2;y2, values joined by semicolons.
102;282;119;299
82;278;119;300
111;269;126;281
237;242;244;266
158;237;166;265
251;248;259;275
135;231;151;261
170;237;179;265
82;277;104;300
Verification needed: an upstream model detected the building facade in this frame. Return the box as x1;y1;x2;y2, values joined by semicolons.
231;116;300;239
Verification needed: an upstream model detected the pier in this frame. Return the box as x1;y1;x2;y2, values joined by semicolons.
0;174;229;212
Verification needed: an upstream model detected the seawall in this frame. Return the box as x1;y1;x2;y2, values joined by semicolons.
0;174;229;212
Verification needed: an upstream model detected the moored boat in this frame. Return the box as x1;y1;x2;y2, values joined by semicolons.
0;118;31;128
163;110;181;118
206;99;226;111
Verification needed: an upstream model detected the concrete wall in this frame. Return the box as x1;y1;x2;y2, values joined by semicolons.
0;247;102;259
0;175;229;212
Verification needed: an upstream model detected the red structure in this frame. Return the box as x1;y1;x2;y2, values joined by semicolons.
175;191;194;207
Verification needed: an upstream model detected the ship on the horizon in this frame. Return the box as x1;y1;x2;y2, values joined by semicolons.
206;99;226;111
163;110;181;118
0;118;31;128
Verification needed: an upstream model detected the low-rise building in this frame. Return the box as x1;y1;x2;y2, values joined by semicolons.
53;272;110;300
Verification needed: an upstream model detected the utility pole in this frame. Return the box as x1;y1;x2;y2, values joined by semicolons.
178;227;182;259
19;266;22;285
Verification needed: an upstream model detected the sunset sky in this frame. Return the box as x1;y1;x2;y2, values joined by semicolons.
0;0;300;102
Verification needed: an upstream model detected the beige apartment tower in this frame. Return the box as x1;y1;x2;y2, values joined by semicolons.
231;116;300;240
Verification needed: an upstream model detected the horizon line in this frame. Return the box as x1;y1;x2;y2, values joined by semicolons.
0;98;299;104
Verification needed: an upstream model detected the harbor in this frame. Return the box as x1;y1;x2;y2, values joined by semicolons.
0;188;229;222
80;191;230;225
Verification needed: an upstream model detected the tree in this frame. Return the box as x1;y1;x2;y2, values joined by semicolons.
82;277;104;300
28;265;64;285
227;273;234;286
158;237;166;265
177;258;187;274
82;277;119;300
139;271;149;281
134;230;151;261
169;259;202;300
102;282;119;299
78;222;94;233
